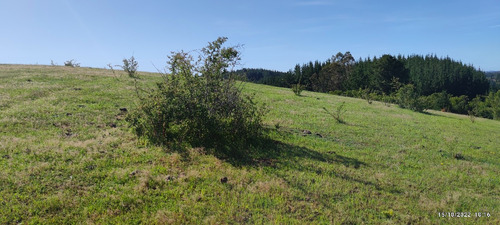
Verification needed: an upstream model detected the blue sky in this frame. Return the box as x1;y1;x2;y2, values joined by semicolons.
1;0;499;72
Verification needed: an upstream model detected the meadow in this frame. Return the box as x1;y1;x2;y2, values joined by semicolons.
0;64;498;224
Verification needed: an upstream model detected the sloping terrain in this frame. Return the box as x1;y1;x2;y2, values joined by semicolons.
0;65;498;224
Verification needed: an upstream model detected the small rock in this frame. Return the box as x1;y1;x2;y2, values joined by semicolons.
220;177;228;183
66;113;72;116
109;123;117;128
302;130;312;135
119;108;128;113
27;79;32;82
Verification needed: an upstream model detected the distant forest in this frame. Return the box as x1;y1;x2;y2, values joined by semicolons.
234;53;500;119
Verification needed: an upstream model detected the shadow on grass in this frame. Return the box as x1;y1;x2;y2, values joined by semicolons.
211;132;364;169
206;129;402;196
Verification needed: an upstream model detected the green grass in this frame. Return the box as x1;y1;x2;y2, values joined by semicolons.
1;64;499;224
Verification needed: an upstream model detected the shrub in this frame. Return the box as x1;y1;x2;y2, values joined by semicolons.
122;56;139;78
396;84;427;112
323;101;347;123
291;83;305;96
64;59;80;67
361;89;373;104
427;91;451;111
328;90;343;96
127;37;265;154
468;96;492;119
486;90;500;120
449;95;469;114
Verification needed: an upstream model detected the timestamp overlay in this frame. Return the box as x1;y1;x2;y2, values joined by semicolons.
438;212;492;218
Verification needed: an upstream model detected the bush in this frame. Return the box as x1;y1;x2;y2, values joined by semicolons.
486;90;500;120
468;96;492;119
328;90;343;96
122;56;138;78
426;91;451;111
449;95;469;114
396;84;427;112
361;89;373;104
291;84;305;96
323;101;347;124
64;59;80;67
127;37;265;153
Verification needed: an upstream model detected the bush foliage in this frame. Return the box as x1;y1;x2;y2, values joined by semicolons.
121;56;139;78
291;83;305;96
127;37;265;153
396;84;427;112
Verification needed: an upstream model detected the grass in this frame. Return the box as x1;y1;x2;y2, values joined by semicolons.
1;64;499;224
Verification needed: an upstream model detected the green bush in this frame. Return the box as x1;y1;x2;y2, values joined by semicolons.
486;90;500;120
122;56;138;78
468;96;492;119
328;90;343;96
291;83;305;96
127;37;265;153
323;101;347;124
426;91;451;111
449;95;469;114
396;84;427;112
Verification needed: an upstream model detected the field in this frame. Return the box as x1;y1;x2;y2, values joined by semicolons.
0;64;499;224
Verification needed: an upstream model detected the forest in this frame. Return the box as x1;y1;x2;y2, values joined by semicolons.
234;53;500;120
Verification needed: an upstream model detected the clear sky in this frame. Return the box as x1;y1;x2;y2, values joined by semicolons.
1;0;499;72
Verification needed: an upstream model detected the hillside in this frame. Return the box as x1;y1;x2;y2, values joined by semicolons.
1;65;499;224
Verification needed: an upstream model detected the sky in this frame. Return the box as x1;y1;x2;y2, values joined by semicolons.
1;0;499;72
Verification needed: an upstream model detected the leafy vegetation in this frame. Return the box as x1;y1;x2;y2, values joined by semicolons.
291;83;304;96
121;56;139;78
1;64;498;224
126;38;265;156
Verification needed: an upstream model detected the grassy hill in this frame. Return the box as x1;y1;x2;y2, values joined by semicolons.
1;64;499;224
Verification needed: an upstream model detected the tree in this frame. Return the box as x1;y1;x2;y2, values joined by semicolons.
372;55;408;93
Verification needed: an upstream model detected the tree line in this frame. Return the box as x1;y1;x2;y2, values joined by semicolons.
234;53;500;120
